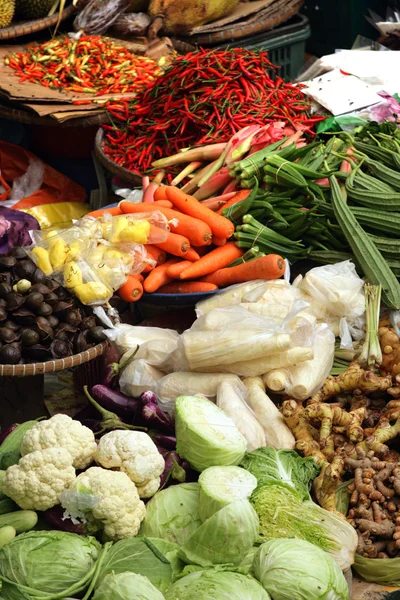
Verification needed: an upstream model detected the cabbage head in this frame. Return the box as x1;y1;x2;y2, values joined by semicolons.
94;536;183;593
179;499;259;567
175;396;247;472
253;539;350;600
165;569;270;600
93;572;165;600
0;531;101;599
251;484;357;571
139;483;201;545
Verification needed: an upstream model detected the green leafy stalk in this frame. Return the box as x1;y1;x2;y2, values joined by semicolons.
359;284;383;369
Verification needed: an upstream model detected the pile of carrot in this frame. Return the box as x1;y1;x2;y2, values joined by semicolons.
86;186;286;302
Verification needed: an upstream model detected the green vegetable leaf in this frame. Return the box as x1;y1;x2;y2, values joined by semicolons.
165;569;270;600
93;572;165;600
240;447;320;501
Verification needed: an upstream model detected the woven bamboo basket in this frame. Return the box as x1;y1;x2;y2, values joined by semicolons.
0;342;107;377
95;128;142;185
0;5;75;40
0;104;108;128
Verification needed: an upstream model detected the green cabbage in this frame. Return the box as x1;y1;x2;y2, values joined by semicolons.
251;484;357;571
165;569;270;599
353;553;400;586
179;499;259;567
240;447;320;501
93;572;165;600
253;539;350;600
139;483;201;545
175;396;247;472
94;536;183;593
198;466;257;522
0;531;101;600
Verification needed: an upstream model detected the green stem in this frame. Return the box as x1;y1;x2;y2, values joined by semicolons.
83;386;147;435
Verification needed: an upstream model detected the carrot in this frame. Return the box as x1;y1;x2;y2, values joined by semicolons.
180;242;243;280
202;254;285;287
185;247;200;261
143;258;179;293
212;235;227;247
216;189;250;215
155;231;190;258
158;281;218;294
154;187;168;201
167;260;193;279
119;201;212;246
145;245;166;266
155;200;173;208
134;273;144;282
85;206;122;218
165;186;234;239
118;275;143;302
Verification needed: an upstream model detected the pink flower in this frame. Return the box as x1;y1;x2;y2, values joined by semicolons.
369;92;400;124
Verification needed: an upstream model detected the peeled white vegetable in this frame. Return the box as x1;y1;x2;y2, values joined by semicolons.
175;395;247;472
216;380;266;452
243;377;295;449
198;466;257;522
157;372;241;402
119;359;166;398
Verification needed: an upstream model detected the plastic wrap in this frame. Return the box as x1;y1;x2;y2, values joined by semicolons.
216;379;266;451
73;0;131;34
29;227;92;277
103;324;179;354
299;261;365;319
263;325;335;400
195;281;267;317
63;258;113;305
107;212;169;245
112;12;151;35
119;358;166;399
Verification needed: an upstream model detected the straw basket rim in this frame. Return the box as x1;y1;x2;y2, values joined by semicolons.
0;5;75;40
0;341;107;377
95;128;142;185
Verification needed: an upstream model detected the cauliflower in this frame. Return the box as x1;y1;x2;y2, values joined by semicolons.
95;431;165;498
61;467;146;541
3;447;76;511
21;414;97;470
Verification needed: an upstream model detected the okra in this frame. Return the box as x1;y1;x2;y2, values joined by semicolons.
365;158;400;191
330;175;400;309
227;247;262;267
263;165;308;188
353;141;399;168
223;178;258;221
265;154;332;179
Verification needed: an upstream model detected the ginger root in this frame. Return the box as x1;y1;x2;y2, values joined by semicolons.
281;399;326;464
313;452;344;513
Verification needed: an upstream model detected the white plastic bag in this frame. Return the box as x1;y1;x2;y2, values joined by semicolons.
299;260;365;319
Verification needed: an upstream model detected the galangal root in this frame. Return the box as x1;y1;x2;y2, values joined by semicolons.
346;447;400;558
379;318;400;378
311;362;392;403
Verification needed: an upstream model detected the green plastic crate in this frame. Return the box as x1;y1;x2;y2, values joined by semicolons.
213;14;311;81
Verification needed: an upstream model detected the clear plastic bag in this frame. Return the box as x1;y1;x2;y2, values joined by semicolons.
28;226;92;276
264;325;335;400
195;281;267;317
216;378;266;451
8;158;44;205
63;258;113;306
103;324;179;355
106;212;169;245
299;260;365;319
86;244;132;292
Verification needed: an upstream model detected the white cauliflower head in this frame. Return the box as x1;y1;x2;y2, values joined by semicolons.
3;447;76;511
95;430;165;498
21;414;97;470
61;466;146;541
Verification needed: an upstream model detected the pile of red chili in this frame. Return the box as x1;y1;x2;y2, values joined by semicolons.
103;48;320;176
4;36;160;96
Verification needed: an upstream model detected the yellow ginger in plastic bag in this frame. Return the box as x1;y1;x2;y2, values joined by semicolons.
74;282;111;305
110;217;150;244
49;239;69;270
31;247;53;276
64;262;83;289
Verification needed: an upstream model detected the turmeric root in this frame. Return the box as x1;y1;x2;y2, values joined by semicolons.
357;518;395;538
360;417;400;457
311;362;392;403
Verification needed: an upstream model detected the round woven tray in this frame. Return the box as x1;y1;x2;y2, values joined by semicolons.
0;341;107;377
0;5;75;40
0;104;109;128
181;0;303;46
95;128;142;185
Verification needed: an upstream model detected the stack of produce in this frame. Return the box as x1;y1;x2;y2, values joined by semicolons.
0;247;110;365
5;36;161;96
102;48;320;176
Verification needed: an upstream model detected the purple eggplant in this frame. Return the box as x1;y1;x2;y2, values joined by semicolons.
101;342;123;388
140;390;159;406
0;425;17;445
142;402;175;434
160;450;188;488
92;384;139;418
150;433;176;450
83;386;147;436
42;505;85;535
